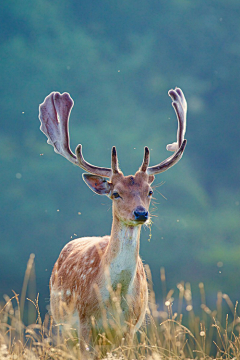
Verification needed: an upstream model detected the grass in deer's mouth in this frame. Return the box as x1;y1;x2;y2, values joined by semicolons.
1;257;240;359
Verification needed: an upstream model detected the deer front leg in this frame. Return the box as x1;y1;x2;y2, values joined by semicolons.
79;321;92;359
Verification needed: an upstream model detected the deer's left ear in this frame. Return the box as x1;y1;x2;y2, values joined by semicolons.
82;174;112;195
148;175;155;184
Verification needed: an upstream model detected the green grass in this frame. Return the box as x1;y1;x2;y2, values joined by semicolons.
0;257;240;359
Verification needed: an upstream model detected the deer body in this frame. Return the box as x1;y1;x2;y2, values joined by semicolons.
39;88;187;357
50;231;147;332
50;172;151;353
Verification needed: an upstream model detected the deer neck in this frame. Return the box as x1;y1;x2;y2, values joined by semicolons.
103;217;141;292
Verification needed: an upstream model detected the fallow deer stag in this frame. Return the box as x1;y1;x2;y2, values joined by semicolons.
39;88;187;358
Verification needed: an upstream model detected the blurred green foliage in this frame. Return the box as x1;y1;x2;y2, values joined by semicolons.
0;0;239;314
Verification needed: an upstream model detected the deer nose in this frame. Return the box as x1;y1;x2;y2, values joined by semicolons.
133;206;148;222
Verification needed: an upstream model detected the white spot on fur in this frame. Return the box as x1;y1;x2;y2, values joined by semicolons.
66;289;71;296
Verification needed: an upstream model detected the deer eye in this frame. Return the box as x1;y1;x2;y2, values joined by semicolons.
148;190;153;197
112;191;121;199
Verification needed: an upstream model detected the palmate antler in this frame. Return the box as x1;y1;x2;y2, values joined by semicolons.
39;88;187;178
142;87;187;175
39;92;113;177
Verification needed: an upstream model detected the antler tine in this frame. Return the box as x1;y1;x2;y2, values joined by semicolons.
147;88;187;175
39;92;112;178
167;87;187;152
111;146;119;174
75;145;119;177
140;146;150;172
76;144;112;178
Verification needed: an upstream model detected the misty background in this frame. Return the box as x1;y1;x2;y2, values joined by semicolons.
0;0;239;316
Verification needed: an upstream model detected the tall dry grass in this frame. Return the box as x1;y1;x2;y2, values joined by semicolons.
0;255;240;359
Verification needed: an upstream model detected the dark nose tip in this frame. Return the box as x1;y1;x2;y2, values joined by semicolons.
134;206;148;222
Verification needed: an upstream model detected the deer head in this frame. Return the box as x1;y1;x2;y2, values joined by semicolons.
39;88;187;226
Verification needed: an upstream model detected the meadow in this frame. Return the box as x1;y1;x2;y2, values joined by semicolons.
1;256;239;360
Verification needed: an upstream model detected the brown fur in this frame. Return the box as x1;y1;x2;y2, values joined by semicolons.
50;170;153;358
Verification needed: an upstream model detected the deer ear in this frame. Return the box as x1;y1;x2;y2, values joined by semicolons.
148;175;155;184
82;174;111;195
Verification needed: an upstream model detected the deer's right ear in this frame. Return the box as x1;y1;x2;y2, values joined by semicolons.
82;174;112;195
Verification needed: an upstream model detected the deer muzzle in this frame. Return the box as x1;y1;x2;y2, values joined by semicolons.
133;206;149;223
